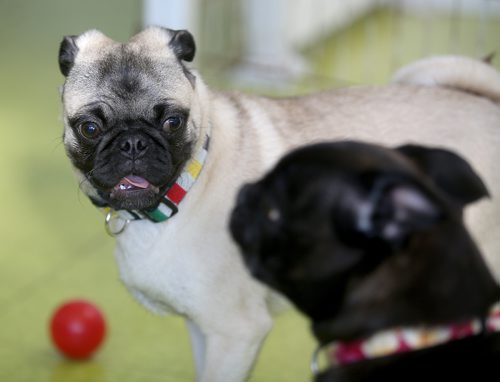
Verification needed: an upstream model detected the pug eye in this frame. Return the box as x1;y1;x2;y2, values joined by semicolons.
163;116;183;132
267;208;281;222
79;121;101;139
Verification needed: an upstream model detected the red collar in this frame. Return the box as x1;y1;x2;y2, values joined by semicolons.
311;303;500;374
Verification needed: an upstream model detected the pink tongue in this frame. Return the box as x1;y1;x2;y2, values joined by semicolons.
124;175;150;189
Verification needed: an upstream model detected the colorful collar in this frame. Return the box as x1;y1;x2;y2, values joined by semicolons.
311;303;500;375
102;133;210;236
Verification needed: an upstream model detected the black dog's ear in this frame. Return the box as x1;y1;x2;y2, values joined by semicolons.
397;144;489;207
58;35;79;76
168;29;196;62
356;178;442;247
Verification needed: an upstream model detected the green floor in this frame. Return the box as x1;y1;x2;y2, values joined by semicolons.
2;1;499;382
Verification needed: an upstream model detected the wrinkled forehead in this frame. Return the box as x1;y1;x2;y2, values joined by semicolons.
62;33;193;116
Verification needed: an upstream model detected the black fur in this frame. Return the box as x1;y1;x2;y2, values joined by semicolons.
229;141;500;381
168;29;196;62
58;35;78;76
167;29;196;86
397;144;490;207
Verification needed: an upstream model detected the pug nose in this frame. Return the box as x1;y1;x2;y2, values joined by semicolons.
120;136;148;158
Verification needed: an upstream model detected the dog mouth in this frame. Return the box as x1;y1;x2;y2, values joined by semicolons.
107;175;162;209
111;175;159;194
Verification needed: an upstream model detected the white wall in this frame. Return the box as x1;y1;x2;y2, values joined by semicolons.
143;0;199;36
237;0;379;80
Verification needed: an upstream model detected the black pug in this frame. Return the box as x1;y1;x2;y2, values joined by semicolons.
229;141;500;381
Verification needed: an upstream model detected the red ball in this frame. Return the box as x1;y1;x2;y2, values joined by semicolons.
50;300;107;359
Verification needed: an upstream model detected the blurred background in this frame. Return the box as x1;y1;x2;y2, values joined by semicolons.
0;0;499;381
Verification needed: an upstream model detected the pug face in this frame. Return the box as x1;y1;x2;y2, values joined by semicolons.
59;27;198;210
230;141;489;324
230;168;371;321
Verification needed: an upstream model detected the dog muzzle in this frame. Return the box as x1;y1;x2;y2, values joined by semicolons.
102;132;210;236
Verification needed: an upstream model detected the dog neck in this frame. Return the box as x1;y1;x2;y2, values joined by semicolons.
101;131;211;236
312;223;500;342
311;302;500;374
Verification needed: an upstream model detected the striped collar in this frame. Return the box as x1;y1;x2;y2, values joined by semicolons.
102;133;210;236
311;303;500;375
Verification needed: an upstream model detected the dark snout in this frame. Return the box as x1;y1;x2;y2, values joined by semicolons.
86;126;174;210
229;193;280;289
230;198;263;282
230;181;292;291
229;183;262;255
118;131;150;160
91;129;170;190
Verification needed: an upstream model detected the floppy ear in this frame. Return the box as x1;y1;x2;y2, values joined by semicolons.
58;35;79;76
354;178;443;247
168;29;196;62
397;144;489;207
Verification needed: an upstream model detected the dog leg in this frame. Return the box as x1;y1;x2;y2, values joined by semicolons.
198;309;273;382
186;319;207;381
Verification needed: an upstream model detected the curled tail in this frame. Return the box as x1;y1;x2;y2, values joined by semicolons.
392;55;500;104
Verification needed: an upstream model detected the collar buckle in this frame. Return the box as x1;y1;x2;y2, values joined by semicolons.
105;211;130;237
310;345;323;376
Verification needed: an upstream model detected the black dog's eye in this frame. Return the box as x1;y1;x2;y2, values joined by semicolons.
79;121;101;139
267;208;281;222
163;116;183;132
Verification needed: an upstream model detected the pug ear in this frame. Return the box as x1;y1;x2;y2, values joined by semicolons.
397;144;489;207
355;179;442;247
168;29;196;62
58;35;79;76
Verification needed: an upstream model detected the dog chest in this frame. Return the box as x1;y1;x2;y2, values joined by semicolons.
112;223;191;315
